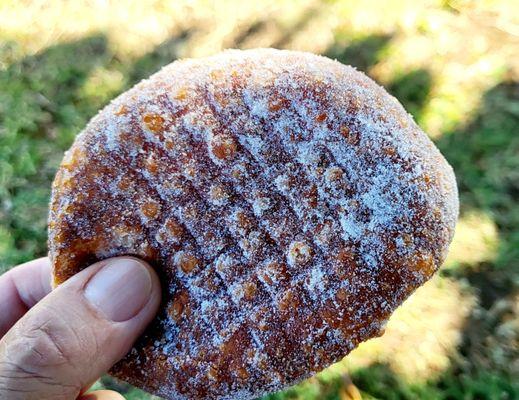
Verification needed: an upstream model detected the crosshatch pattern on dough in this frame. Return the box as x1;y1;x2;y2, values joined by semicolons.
49;49;458;400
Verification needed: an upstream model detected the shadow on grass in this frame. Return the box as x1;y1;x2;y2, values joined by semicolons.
232;19;271;48
0;29;194;269
436;82;519;389
271;5;324;49
436;81;519;270
228;3;324;50
351;362;518;400
263;362;518;400
325;35;433;122
0;34;111;268
324;34;393;73
1;34;109;143
127;29;193;85
387;68;433;121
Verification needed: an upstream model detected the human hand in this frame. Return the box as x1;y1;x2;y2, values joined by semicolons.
0;257;161;400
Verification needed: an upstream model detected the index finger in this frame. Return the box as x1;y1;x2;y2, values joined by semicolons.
0;257;52;338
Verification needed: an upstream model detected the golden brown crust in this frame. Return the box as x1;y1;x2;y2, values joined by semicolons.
48;49;458;400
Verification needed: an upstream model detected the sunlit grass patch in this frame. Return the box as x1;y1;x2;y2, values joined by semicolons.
444;211;500;270
344;277;476;381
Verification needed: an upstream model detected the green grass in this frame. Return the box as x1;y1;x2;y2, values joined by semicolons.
437;82;519;271
1;1;518;399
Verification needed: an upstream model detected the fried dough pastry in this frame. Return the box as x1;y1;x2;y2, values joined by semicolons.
49;49;458;400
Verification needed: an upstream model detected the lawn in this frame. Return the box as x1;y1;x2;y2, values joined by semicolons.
0;1;518;399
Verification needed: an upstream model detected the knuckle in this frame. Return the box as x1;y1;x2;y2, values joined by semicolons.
22;324;70;368
0;351;80;400
8;325;69;372
0;301;96;398
6;305;83;371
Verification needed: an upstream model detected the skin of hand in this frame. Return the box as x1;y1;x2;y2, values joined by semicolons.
0;256;162;400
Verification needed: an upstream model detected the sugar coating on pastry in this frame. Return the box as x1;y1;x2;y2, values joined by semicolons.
49;49;458;400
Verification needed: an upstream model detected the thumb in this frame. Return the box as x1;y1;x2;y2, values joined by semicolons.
0;257;161;400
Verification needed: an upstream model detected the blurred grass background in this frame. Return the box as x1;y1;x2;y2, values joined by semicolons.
0;0;518;399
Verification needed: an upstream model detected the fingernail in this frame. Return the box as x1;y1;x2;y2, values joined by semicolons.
84;258;153;322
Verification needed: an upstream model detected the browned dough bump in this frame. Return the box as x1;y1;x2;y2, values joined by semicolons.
48;49;458;400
